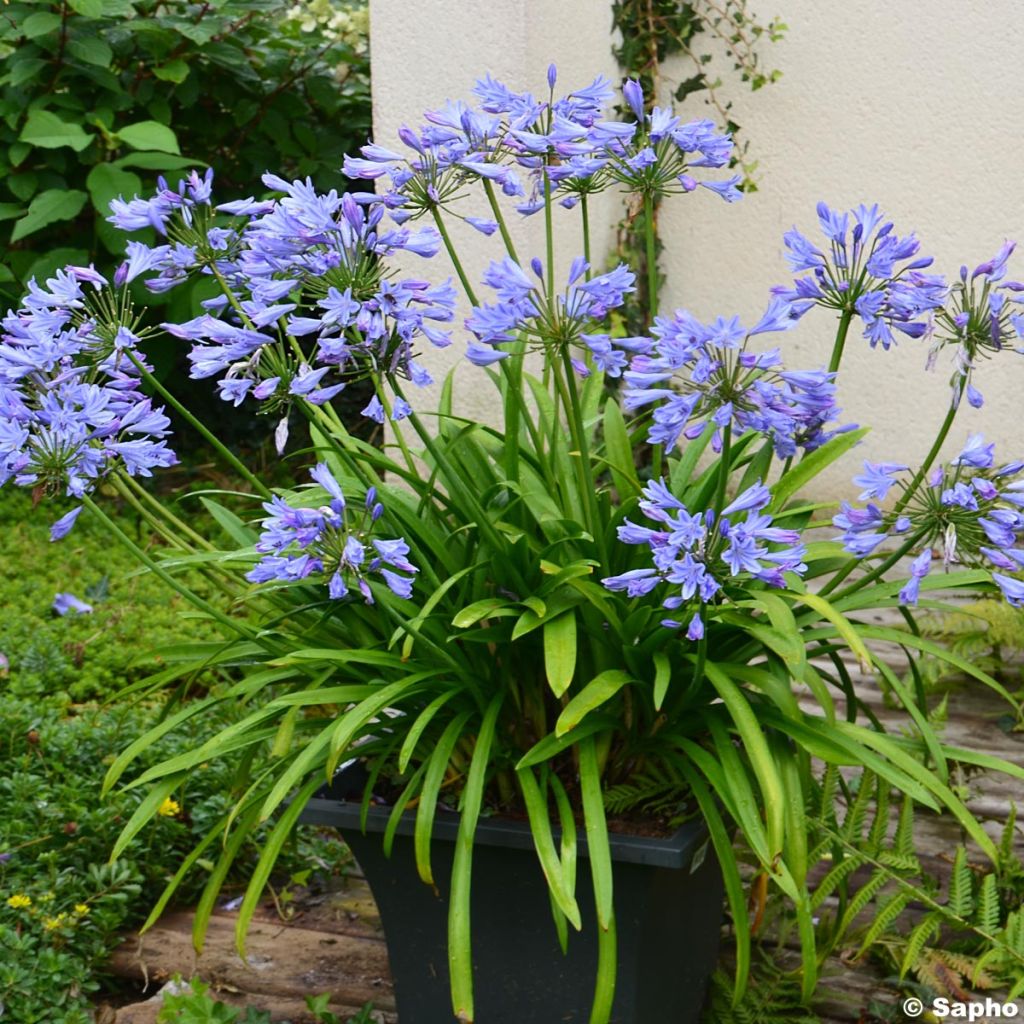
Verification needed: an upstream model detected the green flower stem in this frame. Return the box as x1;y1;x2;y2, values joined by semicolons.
118;472;215;551
556;349;609;569
544;169;556;306
892;400;959;517
209;262;258;330
820;526;931;602
375;379;420;478
125;351;270;499
714;425;733;515
110;476;241;603
393;383;529;595
430;207;547;489
483;178;520;264
82;495;258;642
827;307;854;376
110;474;191;552
300;403;377;490
430;207;479;305
581;193;592;272
643;191;658;321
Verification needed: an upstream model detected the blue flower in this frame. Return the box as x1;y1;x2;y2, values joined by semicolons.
53;592;93;616
773;202;947;350
622;299;844;457
247;463;418;602
602;478;806;637
465;258;637;368
852;461;909;502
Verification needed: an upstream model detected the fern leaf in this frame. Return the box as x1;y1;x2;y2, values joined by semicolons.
948;848;974;918
894;796;915;859
810;851;865;911
900;912;942;979
859;888;914;955
866;776;890;853
976;873;999;934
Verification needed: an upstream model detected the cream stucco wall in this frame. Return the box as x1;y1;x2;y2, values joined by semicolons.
369;1;1024;497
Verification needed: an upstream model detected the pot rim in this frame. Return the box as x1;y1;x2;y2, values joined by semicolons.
301;768;709;870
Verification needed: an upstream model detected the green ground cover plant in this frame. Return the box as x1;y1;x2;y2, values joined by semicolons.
0;486;214;702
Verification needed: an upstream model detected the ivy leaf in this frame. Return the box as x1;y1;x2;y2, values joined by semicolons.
0;203;27;222
86;163;141;215
7;172;38;202
116;119;180;154
7;142;31;168
19;110;94;152
10;189;88;242
21;12;63;38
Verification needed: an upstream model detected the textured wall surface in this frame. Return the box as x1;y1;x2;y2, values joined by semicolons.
658;1;1024;493
368;1;1023;495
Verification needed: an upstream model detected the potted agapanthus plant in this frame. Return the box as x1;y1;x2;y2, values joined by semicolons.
4;64;1024;1024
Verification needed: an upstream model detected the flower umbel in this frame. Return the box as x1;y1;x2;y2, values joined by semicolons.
247;463;418;602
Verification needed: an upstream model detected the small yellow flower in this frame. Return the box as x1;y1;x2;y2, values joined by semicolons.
6;894;32;909
43;912;68;930
158;797;182;817
74;904;90;916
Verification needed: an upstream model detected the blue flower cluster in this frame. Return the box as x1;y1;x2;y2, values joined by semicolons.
602;479;807;639
110;172;454;443
465;256;642;370
0;265;176;536
834;435;1024;605
247;463;418;602
621;298;846;456
343;66;738;224
773;202;947;350
930;241;1024;408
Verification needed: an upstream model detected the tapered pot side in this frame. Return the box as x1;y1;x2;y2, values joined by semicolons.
301;770;724;1024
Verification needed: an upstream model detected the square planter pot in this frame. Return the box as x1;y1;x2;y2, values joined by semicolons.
300;767;723;1024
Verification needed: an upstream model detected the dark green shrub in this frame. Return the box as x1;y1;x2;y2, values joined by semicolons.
0;0;370;305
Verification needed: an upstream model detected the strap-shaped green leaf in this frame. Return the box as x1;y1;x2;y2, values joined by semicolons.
544;611;578;698
770;427;868;510
449;696;503;1022
236;777;322;956
579;737;613;929
602;400;640;500
703;661;786;862
414;711;471;885
516;767;582;929
652;651;671;711
555;669;631;736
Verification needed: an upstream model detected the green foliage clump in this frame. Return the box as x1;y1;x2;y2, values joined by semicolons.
0;694;351;1023
0;0;370;305
0;487;214;702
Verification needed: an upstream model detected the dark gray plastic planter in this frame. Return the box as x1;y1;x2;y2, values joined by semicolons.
301;769;723;1024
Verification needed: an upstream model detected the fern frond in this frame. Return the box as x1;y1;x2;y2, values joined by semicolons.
948;848;975;918
900;912;942;979
858;888;914;955
894;796;915;859
976;874;1000;933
